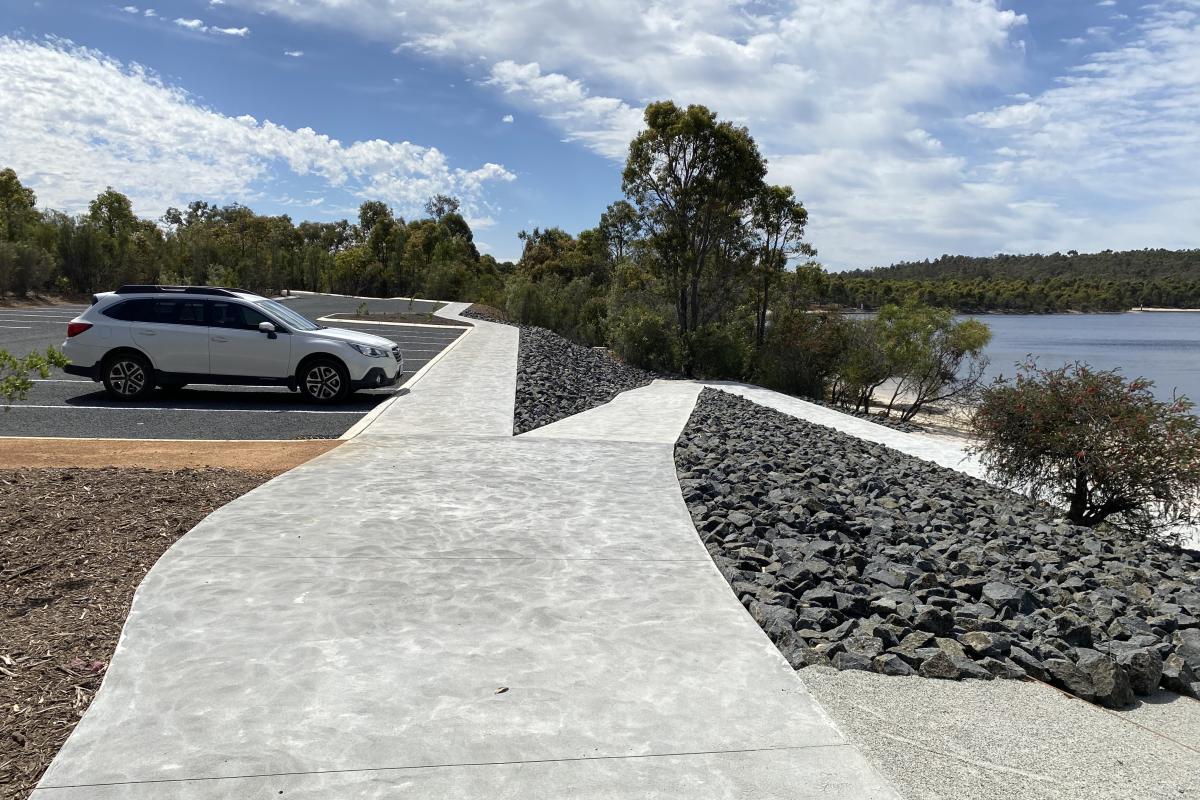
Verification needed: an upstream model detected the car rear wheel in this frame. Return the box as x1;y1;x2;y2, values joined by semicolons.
299;358;350;404
102;353;154;401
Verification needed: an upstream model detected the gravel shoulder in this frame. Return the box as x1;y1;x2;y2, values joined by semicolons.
801;666;1200;800
0;468;270;799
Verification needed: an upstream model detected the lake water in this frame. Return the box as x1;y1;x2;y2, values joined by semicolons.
967;312;1200;405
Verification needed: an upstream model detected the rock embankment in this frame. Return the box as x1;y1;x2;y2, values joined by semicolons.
513;327;655;434
675;388;1200;708
460;306;656;434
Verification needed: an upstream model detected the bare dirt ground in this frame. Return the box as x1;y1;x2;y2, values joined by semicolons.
463;303;511;324
0;295;88;308
0;438;339;472
0;467;271;799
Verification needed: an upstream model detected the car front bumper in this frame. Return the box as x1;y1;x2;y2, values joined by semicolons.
351;366;403;390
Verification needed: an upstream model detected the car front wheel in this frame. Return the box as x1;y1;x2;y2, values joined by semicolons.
102;353;154;401
299;358;350;404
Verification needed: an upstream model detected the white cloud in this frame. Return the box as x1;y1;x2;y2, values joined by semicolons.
220;0;1035;265
169;17;251;38
0;37;514;220
966;101;1047;128
487;61;641;158
121;6;139;14
963;1;1200;253
56;1;1200;265
501;114;513;123
143;9;157;17
284;49;304;57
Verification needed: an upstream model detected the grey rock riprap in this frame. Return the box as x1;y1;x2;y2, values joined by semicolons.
513;327;655;435
807;398;922;434
458;308;656;435
675;388;1200;708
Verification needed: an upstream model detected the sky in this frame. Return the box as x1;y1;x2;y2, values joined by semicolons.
1;1;1197;267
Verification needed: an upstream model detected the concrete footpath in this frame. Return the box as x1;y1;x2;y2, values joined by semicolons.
34;304;897;798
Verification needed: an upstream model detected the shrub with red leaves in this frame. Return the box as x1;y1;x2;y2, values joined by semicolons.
972;361;1200;540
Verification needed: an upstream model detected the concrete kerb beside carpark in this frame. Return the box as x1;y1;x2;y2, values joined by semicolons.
337;309;476;441
279;289;445;306
33;299;901;799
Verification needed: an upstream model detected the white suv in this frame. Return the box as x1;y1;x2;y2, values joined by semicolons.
62;286;404;403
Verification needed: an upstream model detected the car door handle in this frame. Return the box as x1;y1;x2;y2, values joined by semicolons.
211;336;229;343
137;330;156;336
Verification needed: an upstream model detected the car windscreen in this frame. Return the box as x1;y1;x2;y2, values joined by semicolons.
256;298;322;331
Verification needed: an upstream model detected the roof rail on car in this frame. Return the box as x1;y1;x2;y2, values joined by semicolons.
113;285;245;297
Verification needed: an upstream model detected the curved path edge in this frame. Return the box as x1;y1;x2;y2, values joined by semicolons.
34;306;898;799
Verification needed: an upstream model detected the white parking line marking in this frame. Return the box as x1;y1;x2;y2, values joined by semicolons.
0;325;32;329
315;315;470;330
7;404;364;415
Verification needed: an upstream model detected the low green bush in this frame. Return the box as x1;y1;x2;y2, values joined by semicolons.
609;305;681;373
688;324;750;379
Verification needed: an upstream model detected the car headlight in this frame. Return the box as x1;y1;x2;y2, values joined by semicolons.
349;342;389;358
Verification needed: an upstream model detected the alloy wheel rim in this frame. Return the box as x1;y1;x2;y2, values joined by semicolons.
109;361;145;397
306;365;340;399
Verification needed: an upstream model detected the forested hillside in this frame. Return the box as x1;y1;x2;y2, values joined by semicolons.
826;250;1200;312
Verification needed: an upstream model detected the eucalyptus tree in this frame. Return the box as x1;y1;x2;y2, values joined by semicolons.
749;184;813;347
622;101;766;371
598;200;640;263
0;167;39;242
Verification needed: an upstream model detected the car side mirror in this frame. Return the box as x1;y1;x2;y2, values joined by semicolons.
258;321;277;339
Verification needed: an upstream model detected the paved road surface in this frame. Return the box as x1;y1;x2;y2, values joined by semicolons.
0;294;465;439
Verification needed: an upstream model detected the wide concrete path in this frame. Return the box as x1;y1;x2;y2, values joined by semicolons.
35;307;896;797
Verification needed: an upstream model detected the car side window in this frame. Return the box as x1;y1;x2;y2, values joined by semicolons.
103;299;150;321
174;300;207;326
103;298;206;324
209;301;275;331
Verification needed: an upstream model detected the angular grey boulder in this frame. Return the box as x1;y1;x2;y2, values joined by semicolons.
1117;648;1163;697
1076;651;1135;708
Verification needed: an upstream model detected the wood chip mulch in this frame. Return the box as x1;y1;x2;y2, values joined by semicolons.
0;467;270;800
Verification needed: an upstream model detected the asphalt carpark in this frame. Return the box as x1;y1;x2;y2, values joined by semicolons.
0;293;467;440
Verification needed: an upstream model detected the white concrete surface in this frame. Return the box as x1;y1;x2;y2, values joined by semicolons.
34;307;896;798
363;302;519;438
801;667;1200;800
521;380;704;444
709;382;986;479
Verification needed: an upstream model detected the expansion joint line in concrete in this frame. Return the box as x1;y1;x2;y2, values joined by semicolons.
35;743;859;792
182;554;714;564
1031;678;1200;757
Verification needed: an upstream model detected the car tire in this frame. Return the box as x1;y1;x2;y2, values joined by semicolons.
101;352;154;401
299;358;350;404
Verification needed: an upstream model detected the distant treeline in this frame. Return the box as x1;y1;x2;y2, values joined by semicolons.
828;250;1200;312
0;167;509;303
